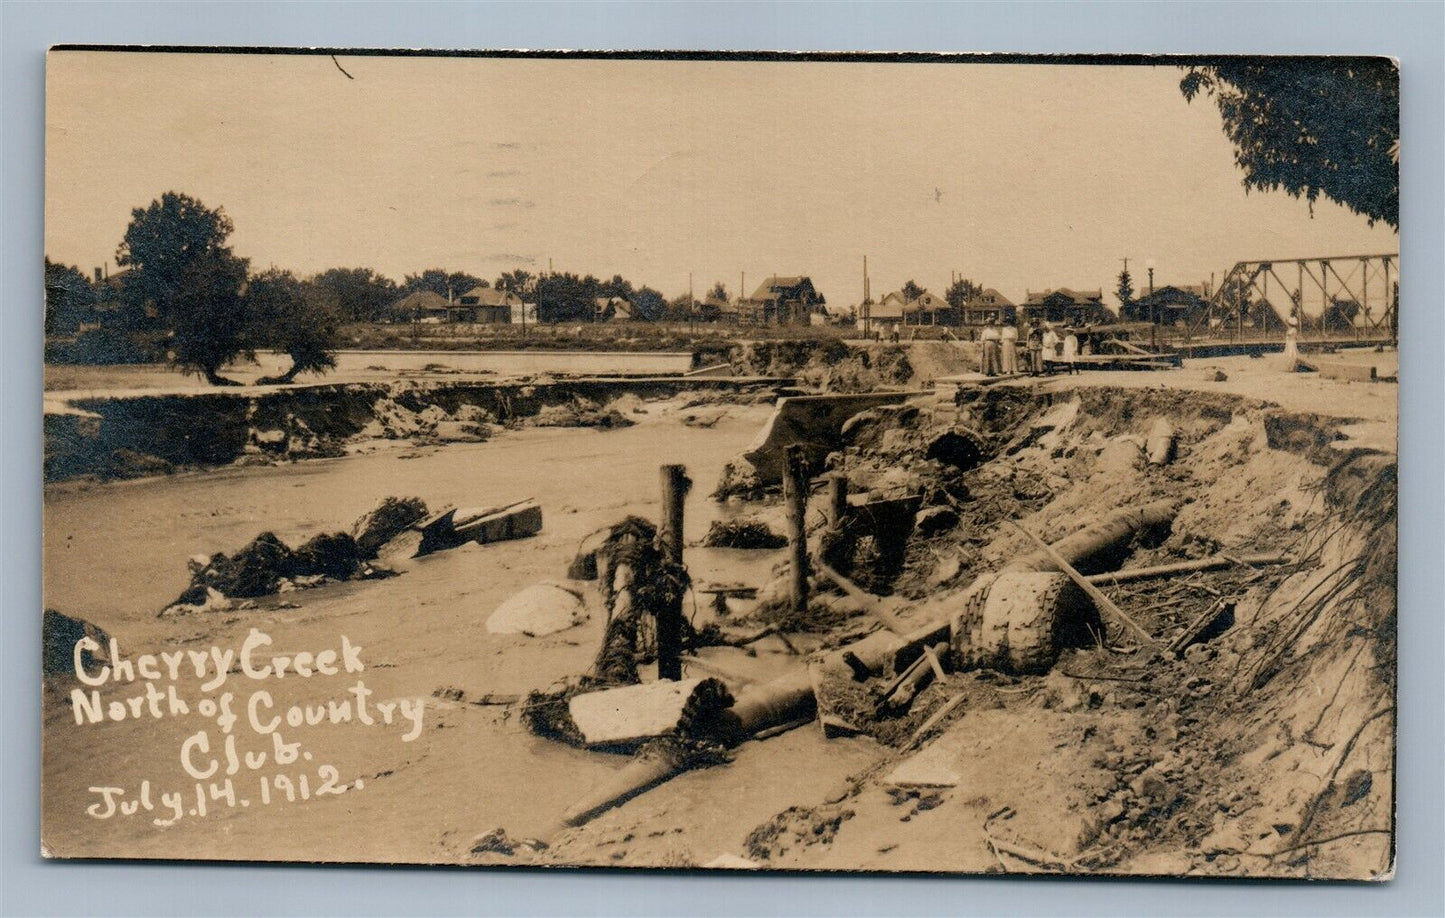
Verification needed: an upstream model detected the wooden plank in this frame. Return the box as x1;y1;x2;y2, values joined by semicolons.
1006;521;1156;645
1086;552;1288;585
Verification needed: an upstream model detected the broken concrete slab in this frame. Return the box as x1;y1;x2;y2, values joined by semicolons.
567;678;709;747
351;496;428;557
486;582;586;636
454;499;543;542
418;499;543;554
884;741;963;789
1295;358;1380;382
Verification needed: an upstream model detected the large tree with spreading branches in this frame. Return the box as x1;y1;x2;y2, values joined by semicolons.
115;192;251;384
1180;59;1399;229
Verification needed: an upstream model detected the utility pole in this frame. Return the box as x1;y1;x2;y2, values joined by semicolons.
863;255;870;338
688;271;694;334
1147;265;1157;349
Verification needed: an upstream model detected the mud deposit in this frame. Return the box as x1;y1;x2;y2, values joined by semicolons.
42;379;1394;877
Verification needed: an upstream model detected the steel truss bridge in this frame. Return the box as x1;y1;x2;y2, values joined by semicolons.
1188;253;1398;342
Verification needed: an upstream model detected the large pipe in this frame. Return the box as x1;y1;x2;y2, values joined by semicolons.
559;669;816;828
1004;499;1178;576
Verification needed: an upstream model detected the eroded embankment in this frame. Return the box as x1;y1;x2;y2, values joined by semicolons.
707;385;1395;878
531;383;1394;877
43;377;785;483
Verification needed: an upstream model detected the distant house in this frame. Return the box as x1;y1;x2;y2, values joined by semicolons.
595;295;635;321
857;295;905;336
901;290;953;326
961;288;1017;326
389;290;451;324
697;294;737;323
742;276;825;325
1019;288;1113;326
1125;284;1210;326
453;286;522;324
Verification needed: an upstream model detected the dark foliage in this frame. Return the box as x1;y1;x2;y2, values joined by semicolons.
1181;60;1399;228
115;192;252;382
245;269;340;383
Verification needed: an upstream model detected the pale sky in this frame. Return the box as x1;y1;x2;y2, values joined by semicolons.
46;51;1399;308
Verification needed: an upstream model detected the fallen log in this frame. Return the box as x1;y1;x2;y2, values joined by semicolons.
878;642;948;716
1086;552;1289;586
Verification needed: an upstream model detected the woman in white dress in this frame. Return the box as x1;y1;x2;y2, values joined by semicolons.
1062;328;1080;374
1284;310;1300;367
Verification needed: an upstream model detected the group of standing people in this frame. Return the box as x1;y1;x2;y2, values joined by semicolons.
980;320;1082;376
979;321;1020;376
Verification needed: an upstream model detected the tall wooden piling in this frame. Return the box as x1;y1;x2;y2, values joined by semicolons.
657;464;690;681
784;446;811;616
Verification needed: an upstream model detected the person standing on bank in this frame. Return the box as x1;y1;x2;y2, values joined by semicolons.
1040;323;1059;375
1284;308;1300;368
1062;326;1080;375
1026;324;1043;375
1000;320;1019;375
981;321;1001;376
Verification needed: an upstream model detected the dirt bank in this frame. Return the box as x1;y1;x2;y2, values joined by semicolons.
43;377;787;483
535;384;1394;877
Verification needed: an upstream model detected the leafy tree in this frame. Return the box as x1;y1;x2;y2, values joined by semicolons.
115;192;251;384
900;279;925;302
401;269;486;300
495;269;535;295
534;272;599;323
167;248;252;384
1180;59;1399;228
708;281;728;303
1215;274;1280;330
630;287;667;322
44;257;97;334
944;278;982;309
245;269;340;384
1323;296;1361;331
600;274;636;300
1116;268;1135;317
312;267;398;322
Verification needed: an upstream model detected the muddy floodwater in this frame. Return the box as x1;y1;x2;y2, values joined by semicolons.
42;400;879;864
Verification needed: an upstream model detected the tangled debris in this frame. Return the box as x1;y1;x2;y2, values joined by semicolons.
701;519;787;549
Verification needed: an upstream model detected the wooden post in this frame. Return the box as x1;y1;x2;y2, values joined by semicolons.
784;445;810;617
657;464;689;681
826;473;849;530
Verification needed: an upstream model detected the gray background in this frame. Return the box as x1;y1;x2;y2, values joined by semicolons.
3;2;1441;915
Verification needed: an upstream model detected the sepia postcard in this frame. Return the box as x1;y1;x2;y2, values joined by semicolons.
42;49;1398;879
